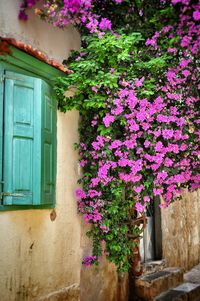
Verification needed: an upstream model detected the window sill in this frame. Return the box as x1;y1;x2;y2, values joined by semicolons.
0;204;55;211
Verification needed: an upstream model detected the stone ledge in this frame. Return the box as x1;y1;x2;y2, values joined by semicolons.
174;282;200;300
184;264;200;284
154;289;187;301
155;282;200;301
135;267;183;300
142;260;167;276
37;283;80;301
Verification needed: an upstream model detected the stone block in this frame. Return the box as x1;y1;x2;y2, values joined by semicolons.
154;290;187;301
184;270;200;284
193;264;200;272
142;260;167;276
173;282;200;300
135;267;183;300
164;268;184;288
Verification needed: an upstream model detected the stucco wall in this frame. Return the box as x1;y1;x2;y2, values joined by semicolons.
81;258;129;301
80;224;129;301
161;189;200;271
0;110;83;301
0;0;80;62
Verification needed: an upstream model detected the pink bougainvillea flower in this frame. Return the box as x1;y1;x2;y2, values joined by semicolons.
82;256;97;266
103;114;115;127
135;77;145;87
99;18;112;31
135;202;145;213
193;11;200;21
153;187;164;195
75;188;86;199
133;185;144;194
144;196;150;203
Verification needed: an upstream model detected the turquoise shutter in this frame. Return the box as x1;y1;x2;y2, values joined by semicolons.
3;71;42;205
0;68;4;199
41;81;56;205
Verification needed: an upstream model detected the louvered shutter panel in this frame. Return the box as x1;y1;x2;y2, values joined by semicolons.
41;81;56;205
3;71;41;205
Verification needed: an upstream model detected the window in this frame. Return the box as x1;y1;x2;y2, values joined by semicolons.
0;47;60;210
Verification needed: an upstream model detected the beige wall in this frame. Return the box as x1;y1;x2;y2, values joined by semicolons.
0;0;80;62
161;189;200;271
81;258;128;301
0;110;83;301
80;224;129;301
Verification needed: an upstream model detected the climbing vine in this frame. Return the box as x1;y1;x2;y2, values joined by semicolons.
19;0;200;272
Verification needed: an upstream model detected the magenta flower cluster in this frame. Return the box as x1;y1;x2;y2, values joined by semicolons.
82;255;97;266
78;81;199;222
19;0;124;34
74;1;200;234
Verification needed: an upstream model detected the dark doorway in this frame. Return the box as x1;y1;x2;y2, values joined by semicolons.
140;197;162;262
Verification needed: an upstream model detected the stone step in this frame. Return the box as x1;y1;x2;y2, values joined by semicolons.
184;264;200;284
142;260;167;276
135;267;183;300
154;282;200;301
154;290;187;301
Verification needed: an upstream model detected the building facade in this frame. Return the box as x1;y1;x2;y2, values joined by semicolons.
0;1;199;301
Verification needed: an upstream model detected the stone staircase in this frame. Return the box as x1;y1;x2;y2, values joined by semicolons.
134;262;200;301
155;283;200;300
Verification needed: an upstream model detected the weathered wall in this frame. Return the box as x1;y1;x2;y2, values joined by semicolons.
81;259;129;301
161;189;200;271
0;0;80;62
0;110;82;301
80;224;129;301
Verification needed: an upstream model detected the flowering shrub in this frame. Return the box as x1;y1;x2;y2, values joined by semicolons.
19;0;200;271
19;0;126;33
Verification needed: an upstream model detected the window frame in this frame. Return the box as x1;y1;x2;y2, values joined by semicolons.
0;46;65;211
